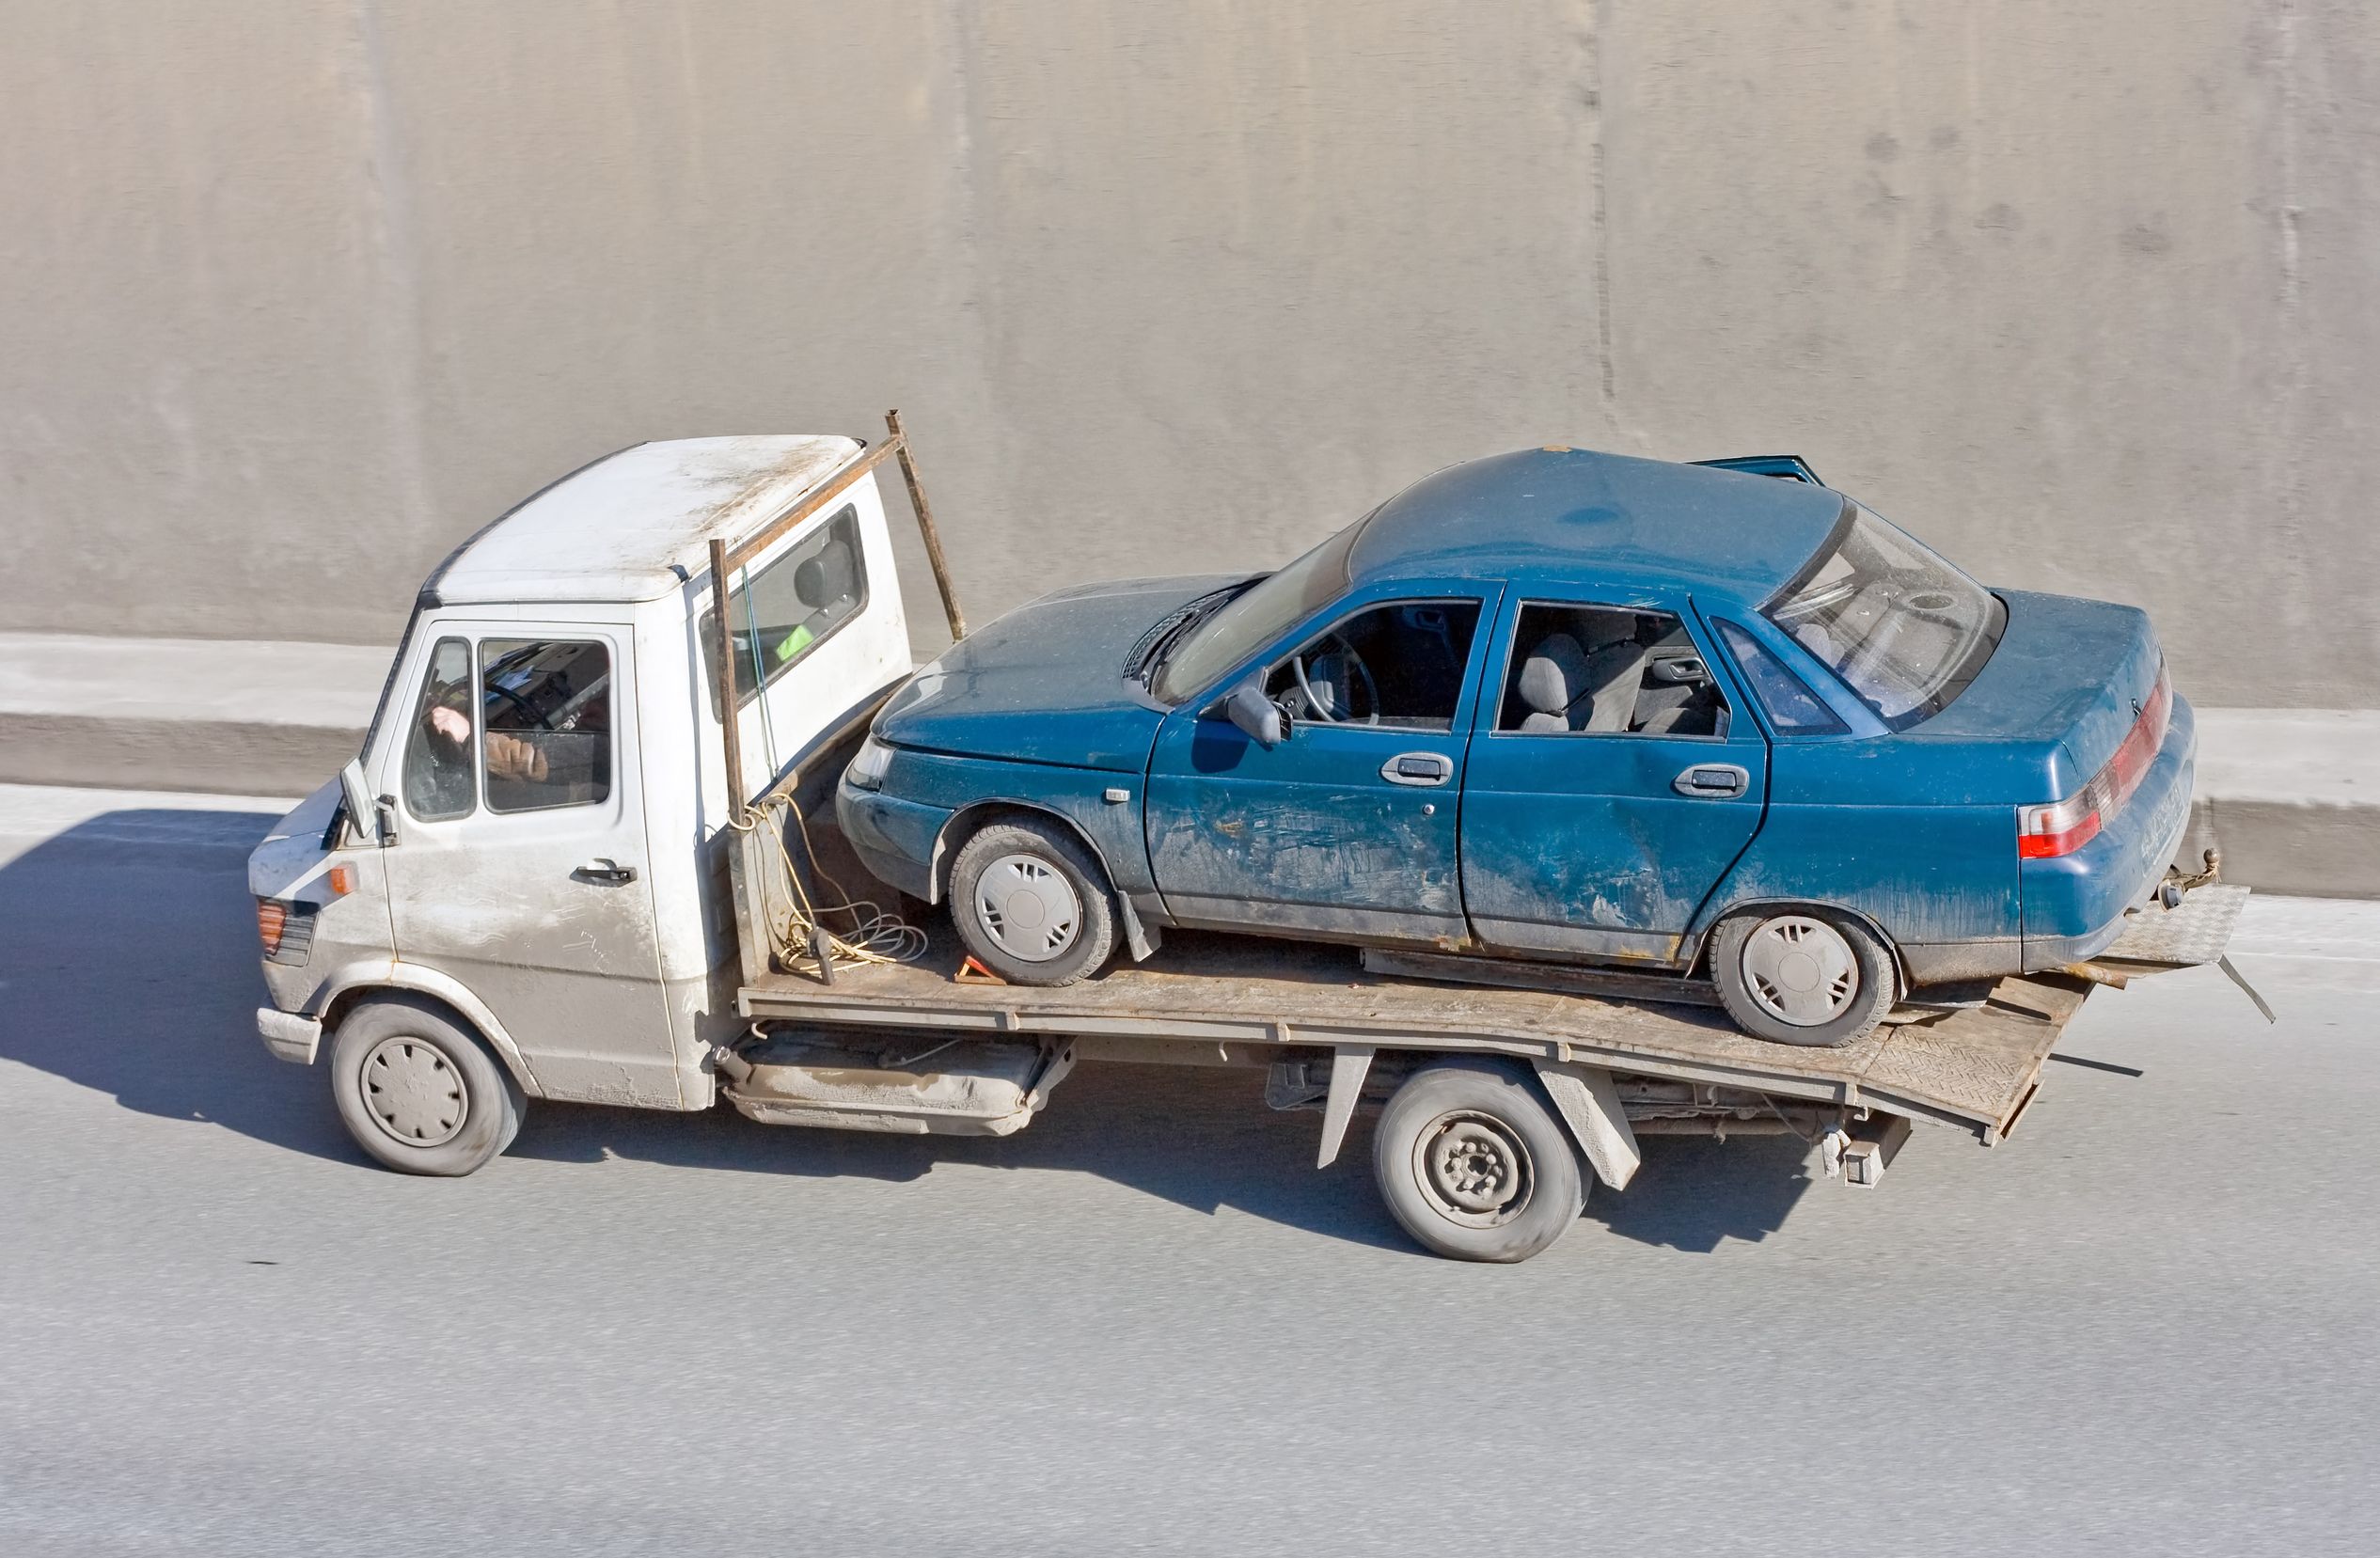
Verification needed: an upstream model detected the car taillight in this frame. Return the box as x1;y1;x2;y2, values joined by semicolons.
2018;664;2171;859
257;898;288;955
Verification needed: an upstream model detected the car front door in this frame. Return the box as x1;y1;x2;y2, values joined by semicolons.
371;620;680;1107
1143;589;1496;945
1458;595;1769;965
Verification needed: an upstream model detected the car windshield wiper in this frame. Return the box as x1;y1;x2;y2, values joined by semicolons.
1127;578;1258;687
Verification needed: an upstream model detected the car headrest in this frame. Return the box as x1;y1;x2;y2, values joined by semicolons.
1516;633;1590;715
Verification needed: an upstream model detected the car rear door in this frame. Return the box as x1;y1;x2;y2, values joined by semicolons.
1143;586;1497;945
1458;593;1769;965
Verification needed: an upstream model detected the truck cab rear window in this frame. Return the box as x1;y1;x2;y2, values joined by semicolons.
480;639;612;811
701;507;867;714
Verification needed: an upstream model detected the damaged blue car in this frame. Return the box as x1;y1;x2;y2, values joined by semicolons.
838;447;2192;1047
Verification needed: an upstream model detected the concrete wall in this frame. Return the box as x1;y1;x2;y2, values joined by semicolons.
4;1;2374;707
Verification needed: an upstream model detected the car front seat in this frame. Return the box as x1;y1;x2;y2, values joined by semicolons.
1515;634;1593;732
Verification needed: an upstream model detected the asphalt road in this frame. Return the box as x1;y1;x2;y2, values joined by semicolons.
2;784;2375;1557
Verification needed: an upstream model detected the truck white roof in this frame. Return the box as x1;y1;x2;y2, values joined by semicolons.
432;434;862;606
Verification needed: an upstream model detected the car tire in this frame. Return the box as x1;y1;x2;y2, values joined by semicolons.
1710;907;1897;1047
1373;1060;1585;1263
329;996;526;1176
948;818;1118;986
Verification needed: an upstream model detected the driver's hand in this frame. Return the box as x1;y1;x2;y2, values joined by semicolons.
428;706;470;745
485;731;549;782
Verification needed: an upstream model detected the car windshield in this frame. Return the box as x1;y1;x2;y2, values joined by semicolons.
1150;520;1363;703
1763;501;2005;731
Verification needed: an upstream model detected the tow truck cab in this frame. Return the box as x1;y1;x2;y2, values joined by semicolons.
247;435;917;1110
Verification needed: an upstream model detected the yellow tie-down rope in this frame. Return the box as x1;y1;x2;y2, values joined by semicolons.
739;790;927;973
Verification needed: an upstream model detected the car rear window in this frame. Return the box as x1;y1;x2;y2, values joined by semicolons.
1763;501;2004;732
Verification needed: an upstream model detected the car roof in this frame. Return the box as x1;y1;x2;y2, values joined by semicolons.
431;434;862;606
1348;446;1847;609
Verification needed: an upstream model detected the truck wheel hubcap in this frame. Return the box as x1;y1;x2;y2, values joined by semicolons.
1741;916;1859;1026
359;1036;468;1147
1414;1110;1534;1227
975;854;1081;963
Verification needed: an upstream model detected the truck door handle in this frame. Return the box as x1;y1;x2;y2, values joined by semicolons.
1380;752;1453;787
573;858;638;885
1672;763;1750;798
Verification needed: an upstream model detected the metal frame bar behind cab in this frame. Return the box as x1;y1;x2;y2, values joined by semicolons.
707;412;965;823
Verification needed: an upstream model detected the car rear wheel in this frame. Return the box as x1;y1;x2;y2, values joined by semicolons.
330;996;526;1175
1710;907;1897;1047
1373;1060;1584;1263
948;818;1118;986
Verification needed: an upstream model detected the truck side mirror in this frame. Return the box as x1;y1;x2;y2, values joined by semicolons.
1223;680;1287;749
339;759;383;846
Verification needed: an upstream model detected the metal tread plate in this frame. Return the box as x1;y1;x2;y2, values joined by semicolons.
742;928;2087;1138
2096;884;2250;969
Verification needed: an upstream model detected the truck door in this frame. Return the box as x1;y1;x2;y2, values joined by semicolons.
372;621;681;1107
1143;591;1492;945
1458;597;1768;965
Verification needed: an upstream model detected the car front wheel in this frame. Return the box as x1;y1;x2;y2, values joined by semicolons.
329;996;526;1175
1710;907;1897;1047
948;817;1118;986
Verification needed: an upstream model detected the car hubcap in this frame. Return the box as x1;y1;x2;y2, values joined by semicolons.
359;1036;468;1146
1741;915;1860;1026
974;854;1081;963
1413;1110;1535;1228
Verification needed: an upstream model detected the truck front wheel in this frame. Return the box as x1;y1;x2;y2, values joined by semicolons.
1373;1060;1584;1263
329;996;526;1176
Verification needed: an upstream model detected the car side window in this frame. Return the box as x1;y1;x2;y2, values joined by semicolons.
1715;620;1848;735
700;506;867;716
1262;600;1481;731
1495;604;1729;737
480;638;613;812
402;637;478;822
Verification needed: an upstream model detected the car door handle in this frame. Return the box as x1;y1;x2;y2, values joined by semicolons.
572;858;638;885
1672;763;1750;798
1380;752;1454;787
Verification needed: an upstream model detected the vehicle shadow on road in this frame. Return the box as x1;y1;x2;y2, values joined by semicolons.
0;810;363;1169
0;809;1818;1255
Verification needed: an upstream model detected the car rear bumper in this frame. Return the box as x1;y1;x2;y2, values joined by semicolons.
836;775;949;902
2019;694;2197;970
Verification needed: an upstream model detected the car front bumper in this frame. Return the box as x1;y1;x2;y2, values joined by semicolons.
257;1006;323;1065
836;774;951;903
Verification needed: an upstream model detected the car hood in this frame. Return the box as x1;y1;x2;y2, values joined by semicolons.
1920;589;2166;796
247;776;342;903
875;574;1240;772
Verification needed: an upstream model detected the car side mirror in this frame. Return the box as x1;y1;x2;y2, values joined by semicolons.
1223;680;1287;749
338;758;386;847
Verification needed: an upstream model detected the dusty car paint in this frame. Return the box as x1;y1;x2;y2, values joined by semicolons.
841;445;2196;988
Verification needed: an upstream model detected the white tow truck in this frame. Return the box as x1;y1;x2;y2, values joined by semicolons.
247;418;2250;1262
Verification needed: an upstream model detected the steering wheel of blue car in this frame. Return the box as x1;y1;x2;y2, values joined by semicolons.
1292;635;1379;724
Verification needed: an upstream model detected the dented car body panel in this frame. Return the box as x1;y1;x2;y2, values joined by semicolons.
844;447;2194;988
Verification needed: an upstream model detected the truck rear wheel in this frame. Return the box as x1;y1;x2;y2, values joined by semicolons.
948;818;1118;986
1373;1060;1584;1263
329;996;525;1176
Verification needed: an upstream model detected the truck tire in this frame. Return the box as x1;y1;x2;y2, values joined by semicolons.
949;818;1118;986
329;996;526;1176
1710;907;1896;1047
1373;1060;1584;1263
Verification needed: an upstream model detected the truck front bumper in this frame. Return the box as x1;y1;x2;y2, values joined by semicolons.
256;1006;323;1065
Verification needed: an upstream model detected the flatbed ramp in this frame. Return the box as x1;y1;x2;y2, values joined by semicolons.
742;931;2090;1141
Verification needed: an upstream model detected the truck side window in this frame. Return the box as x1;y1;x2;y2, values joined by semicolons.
480;639;613;812
700;506;868;715
1715;620;1848;735
1496;604;1730;737
402;637;478;822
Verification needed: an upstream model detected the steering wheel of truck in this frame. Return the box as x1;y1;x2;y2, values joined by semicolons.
486;683;554;730
1292;635;1379;724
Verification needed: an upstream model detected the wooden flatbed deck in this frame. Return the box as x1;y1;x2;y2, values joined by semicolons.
741;929;2090;1141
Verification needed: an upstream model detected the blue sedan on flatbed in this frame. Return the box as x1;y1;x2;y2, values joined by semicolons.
838;447;2192;1047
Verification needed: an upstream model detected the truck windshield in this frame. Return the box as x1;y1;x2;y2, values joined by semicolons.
1763;501;2005;732
1151;521;1362;703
